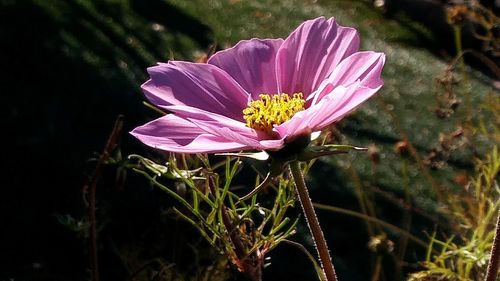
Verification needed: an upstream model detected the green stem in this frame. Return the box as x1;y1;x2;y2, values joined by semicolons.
349;166;375;236
453;24;471;119
313;203;432;252
283;239;327;281
485;209;500;281
370;255;383;281
289;161;338;281
398;158;412;260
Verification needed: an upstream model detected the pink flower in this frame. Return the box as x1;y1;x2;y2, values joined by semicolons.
131;17;385;154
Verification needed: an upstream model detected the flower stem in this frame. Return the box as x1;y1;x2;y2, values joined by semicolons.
289;160;338;281
485;209;500;281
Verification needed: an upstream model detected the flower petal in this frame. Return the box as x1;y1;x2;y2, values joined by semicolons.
308;82;383;129
275;79;383;138
142;61;250;121
164;105;285;150
311;51;385;104
130;114;250;153
276;17;359;97
208;38;283;99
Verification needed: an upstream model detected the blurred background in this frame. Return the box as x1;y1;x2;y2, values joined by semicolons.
1;0;499;280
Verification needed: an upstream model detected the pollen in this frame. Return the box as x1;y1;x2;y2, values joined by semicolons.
243;93;305;134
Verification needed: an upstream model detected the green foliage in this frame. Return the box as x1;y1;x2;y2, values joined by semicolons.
130;153;300;278
409;146;499;281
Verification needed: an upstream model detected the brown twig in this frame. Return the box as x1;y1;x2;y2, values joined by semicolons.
448;49;500;80
221;205;263;281
206;171;262;281
485;209;500;281
83;115;124;281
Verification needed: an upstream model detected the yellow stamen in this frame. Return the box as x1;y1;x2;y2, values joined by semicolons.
243;93;305;134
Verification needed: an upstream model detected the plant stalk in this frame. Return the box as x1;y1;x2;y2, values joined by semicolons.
485;209;500;281
453;24;472;119
85;115;124;281
289;160;338;281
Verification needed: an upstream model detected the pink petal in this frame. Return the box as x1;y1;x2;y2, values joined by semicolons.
311;51;385;104
308;82;383;129
275;79;383;138
276;17;359;98
130;114;250;153
208;39;283;99
164;105;285;150
142;61;250;121
165;105;259;138
272;87;346;139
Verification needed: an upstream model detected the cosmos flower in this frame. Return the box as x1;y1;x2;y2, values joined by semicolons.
131;17;385;154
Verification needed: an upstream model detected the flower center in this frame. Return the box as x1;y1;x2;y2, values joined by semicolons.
243;93;305;134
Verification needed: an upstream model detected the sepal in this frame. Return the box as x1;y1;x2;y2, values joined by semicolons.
128;154;204;180
297;144;367;162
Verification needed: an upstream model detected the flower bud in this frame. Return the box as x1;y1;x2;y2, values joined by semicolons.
368;234;394;255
